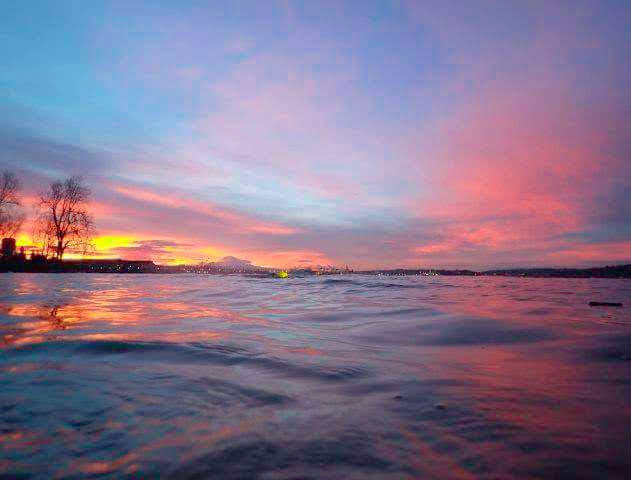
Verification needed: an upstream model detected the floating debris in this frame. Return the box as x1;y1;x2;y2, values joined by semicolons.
589;301;623;307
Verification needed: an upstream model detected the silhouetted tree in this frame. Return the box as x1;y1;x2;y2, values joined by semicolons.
35;176;95;260
0;171;25;238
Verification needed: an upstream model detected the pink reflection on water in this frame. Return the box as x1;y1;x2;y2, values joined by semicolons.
1;274;629;478
408;279;631;476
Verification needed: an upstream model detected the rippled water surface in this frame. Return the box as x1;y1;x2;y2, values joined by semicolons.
1;274;630;479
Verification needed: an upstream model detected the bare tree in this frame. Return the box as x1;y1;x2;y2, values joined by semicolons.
0;171;25;238
36;176;95;260
33;216;57;258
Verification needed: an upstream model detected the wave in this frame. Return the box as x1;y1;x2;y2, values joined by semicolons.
320;278;430;289
169;435;392;479
6;339;373;383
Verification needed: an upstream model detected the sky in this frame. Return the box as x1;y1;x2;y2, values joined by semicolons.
1;0;629;268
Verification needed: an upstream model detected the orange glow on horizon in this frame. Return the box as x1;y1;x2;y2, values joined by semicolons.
10;231;331;269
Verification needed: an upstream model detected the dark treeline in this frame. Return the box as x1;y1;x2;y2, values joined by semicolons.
481;264;631;278
357;265;631;278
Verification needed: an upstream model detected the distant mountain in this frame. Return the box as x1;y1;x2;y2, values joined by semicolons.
213;256;253;267
205;256;268;272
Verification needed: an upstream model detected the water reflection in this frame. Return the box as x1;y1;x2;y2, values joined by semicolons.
0;274;629;479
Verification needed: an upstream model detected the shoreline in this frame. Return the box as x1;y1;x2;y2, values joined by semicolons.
0;260;629;278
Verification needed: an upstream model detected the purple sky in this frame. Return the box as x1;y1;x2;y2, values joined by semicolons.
1;1;629;267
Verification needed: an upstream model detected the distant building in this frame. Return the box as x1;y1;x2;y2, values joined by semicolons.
1;238;16;257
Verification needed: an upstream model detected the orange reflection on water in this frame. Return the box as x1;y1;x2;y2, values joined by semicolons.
73;331;226;343
156;301;270;325
71;452;139;477
1;302;141;347
397;425;477;480
63;416;265;479
286;346;323;356
0;286;262;346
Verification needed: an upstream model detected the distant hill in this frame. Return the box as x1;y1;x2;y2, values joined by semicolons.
355;265;630;278
482;264;631;278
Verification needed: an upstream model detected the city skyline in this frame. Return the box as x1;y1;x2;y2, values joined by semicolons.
2;1;629;268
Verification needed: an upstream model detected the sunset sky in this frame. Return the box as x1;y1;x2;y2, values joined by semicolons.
1;1;629;268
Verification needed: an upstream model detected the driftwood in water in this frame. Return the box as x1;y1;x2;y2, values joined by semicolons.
589;301;623;307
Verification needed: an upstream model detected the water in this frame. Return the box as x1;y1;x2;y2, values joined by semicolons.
1;274;630;479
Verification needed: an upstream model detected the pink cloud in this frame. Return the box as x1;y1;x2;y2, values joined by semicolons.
395;6;630;267
113;185;298;235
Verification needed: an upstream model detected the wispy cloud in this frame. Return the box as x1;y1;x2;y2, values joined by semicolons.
1;1;628;267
